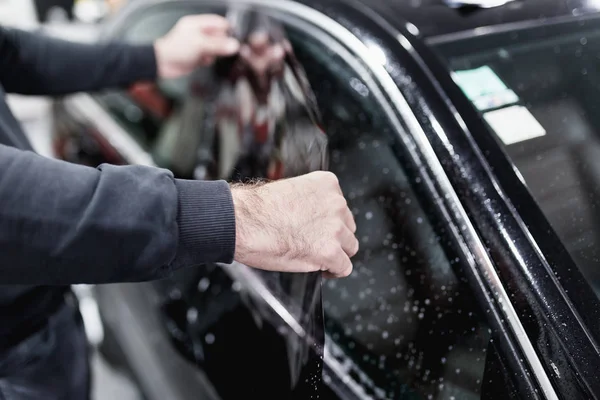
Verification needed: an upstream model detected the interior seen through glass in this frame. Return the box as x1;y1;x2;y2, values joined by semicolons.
434;18;600;299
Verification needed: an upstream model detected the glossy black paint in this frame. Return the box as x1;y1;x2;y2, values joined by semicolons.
358;0;600;39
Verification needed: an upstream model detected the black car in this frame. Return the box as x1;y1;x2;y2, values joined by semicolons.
50;0;600;399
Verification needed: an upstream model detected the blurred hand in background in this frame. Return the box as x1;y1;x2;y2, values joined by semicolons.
154;14;240;79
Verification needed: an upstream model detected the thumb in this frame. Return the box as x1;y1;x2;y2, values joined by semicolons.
200;35;240;57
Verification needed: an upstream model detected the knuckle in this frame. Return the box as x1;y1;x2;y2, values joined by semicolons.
323;244;339;261
333;222;346;237
314;170;338;184
336;196;348;211
333;195;347;210
327;172;340;185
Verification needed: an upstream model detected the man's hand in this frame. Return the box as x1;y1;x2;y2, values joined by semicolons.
154;15;240;79
239;31;286;91
231;171;359;278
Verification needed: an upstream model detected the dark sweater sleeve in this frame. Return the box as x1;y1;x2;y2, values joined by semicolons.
0;144;236;285
0;26;157;95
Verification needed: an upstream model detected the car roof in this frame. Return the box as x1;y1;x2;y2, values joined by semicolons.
119;0;600;41
357;0;600;40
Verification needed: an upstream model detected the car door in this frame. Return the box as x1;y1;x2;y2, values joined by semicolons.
50;1;564;399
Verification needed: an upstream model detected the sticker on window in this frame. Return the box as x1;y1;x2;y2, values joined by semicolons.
453;66;519;111
483;105;546;145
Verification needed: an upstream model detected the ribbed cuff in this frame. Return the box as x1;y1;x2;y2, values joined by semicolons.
130;44;158;82
173;179;236;267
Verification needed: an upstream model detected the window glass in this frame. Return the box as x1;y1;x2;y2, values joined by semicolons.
433;17;600;298
291;30;491;400
103;7;495;399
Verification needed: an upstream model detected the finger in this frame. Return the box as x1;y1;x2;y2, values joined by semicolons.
325;250;353;278
342;205;357;233
339;226;360;258
200;36;240;57
186;14;231;33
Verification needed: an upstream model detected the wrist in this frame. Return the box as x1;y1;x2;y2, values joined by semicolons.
230;182;271;266
153;38;174;80
173;179;236;267
230;184;252;263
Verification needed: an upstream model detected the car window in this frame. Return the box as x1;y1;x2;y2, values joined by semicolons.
433;16;600;299
290;32;492;400
99;7;497;399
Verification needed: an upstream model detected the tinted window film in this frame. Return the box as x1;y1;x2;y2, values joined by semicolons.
433;17;600;299
289;30;493;399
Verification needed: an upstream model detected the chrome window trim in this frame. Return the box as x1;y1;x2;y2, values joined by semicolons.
76;0;558;398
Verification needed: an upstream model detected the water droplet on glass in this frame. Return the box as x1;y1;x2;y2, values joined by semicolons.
198;278;210;292
205;333;215;344
186;307;198;324
365;211;373;220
